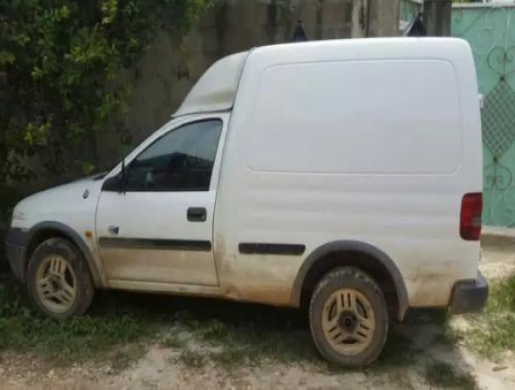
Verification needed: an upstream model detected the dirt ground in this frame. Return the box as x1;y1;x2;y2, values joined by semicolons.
1;234;515;390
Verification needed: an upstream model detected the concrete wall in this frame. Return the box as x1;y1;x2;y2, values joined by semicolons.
98;0;400;167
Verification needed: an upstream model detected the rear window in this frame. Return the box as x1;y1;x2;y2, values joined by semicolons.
247;60;462;175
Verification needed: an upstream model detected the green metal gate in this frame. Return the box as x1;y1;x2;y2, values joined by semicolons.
452;4;515;227
401;1;515;227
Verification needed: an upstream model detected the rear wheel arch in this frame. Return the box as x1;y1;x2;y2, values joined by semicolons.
291;240;409;321
25;222;104;288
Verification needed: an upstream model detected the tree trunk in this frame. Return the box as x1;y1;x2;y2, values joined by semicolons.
423;0;452;36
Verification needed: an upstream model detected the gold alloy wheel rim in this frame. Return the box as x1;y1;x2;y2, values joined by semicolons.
321;288;376;355
35;256;77;313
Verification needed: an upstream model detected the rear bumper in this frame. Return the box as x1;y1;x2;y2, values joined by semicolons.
5;228;29;282
449;272;489;314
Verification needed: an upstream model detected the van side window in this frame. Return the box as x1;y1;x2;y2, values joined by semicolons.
126;120;222;192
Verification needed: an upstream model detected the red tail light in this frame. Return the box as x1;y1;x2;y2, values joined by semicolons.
460;193;482;241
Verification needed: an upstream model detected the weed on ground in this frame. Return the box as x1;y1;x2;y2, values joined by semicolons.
0;272;481;387
424;361;477;390
453;273;515;359
161;305;318;368
0;277;160;364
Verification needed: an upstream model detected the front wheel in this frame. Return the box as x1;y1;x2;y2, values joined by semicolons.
26;238;94;320
309;267;389;367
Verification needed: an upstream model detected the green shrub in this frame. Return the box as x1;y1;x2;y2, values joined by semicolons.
0;0;208;184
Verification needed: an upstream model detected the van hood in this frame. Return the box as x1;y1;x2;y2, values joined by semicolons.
12;174;106;230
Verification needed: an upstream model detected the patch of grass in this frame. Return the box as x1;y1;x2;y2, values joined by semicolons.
455;273;515;359
462;313;515;359
0;277;318;368
178;348;207;368
384;369;416;390
193;319;316;367
0;272;470;373
432;326;458;346
160;312;318;369
371;328;414;369
488;273;515;312
170;310;318;368
161;334;186;349
109;344;147;372
210;348;254;368
0;278;159;364
190;318;229;341
424;361;476;390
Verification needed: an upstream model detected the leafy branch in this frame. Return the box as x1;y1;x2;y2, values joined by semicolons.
0;0;208;187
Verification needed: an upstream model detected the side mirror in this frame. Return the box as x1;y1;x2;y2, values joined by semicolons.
102;174;123;192
102;158;128;193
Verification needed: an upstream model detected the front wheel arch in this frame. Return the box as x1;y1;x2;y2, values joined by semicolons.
26;237;95;319
25;222;105;288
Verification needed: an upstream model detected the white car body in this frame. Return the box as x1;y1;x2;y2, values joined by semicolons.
7;38;486;321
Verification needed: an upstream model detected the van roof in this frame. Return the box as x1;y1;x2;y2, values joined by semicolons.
173;51;250;117
172;38;471;118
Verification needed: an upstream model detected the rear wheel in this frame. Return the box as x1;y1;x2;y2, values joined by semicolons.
26;238;94;320
309;267;389;367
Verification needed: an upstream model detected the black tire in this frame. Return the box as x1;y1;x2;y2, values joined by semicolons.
26;237;94;320
309;267;389;367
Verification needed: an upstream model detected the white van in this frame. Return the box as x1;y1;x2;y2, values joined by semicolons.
6;38;487;366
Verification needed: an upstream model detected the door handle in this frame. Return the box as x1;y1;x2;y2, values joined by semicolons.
108;225;119;235
187;207;207;222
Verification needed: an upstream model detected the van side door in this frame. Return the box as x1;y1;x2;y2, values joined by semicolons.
95;116;226;287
